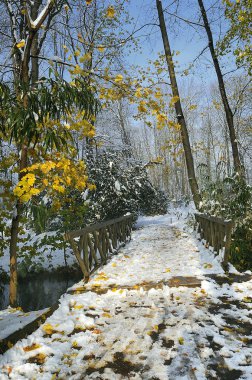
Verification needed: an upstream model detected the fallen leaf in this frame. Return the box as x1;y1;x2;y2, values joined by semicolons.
73;304;84;310
42;323;59;335
242;297;252;303
102;312;112;318
203;263;213;269
92;328;102;334
178;337;184;345
23;343;41;352
28;353;47;364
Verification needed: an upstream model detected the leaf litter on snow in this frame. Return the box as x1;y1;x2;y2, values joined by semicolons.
0;206;251;379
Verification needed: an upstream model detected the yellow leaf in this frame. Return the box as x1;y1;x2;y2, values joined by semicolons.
203;263;213;269
92;328;102;334
73;304;84;309
29;353;47;364
138;101;147;113
106;6;115;18
20;193;32;202
23;343;41;352
102;312;112;318
79;53;92;62
134;88;142;98
30;188;40;196
188;104;197;111
154;91;162;99
112;263;117;267
42;323;56;335
72;341;80;348
7;341;13;349
16;40;25;48
165;268;171;273
242;297;252;303
97;45;105;52
178;337;184;345
114;74;123;83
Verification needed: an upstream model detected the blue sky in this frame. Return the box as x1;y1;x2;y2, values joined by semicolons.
124;0;236;88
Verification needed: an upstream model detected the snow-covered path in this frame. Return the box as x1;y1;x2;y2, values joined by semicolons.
0;214;252;379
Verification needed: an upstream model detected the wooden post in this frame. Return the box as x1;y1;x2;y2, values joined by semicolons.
223;222;233;272
65;215;133;278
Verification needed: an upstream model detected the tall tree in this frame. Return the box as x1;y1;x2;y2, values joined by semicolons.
197;0;244;177
156;0;202;208
1;0;98;307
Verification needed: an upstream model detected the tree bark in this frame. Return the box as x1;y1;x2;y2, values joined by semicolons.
197;0;244;177
9;146;28;307
156;0;202;208
9;0;56;307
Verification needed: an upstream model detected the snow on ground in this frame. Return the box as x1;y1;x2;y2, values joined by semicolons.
0;231;77;275
0;208;251;379
0;308;50;341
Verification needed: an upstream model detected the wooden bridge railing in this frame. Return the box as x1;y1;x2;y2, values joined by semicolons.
195;213;234;270
65;214;134;280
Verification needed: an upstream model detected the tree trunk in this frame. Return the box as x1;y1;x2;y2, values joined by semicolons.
156;0;202;209
197;0;244;177
9;146;28;307
31;1;41;85
9;28;34;307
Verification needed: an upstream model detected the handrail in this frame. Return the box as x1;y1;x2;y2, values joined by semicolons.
195;213;234;271
65;214;134;279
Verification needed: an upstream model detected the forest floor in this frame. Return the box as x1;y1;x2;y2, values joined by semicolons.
0;210;252;380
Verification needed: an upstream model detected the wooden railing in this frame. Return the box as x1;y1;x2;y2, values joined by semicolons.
195;213;234;270
65;215;134;279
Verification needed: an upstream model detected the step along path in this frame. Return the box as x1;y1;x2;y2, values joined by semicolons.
0;214;251;380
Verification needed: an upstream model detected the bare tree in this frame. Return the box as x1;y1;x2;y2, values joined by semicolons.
156;0;201;208
197;0;244;177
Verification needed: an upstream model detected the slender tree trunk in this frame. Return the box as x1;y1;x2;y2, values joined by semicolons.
206;118;212;182
9;146;28;307
197;0;244;177
156;0;202;208
31;1;41;85
9;28;34;307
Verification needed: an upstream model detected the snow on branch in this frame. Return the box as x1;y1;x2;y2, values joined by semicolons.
26;0;55;30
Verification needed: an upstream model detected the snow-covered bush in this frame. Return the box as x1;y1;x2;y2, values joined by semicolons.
86;151;168;222
201;175;252;271
30;151;168;231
